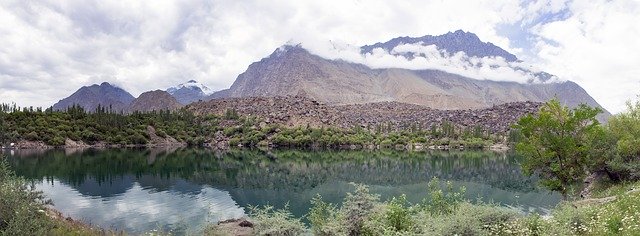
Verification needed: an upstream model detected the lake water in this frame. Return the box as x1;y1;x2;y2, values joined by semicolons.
4;148;561;234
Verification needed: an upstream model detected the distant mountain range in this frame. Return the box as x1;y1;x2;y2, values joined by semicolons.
53;83;185;113
51;30;611;121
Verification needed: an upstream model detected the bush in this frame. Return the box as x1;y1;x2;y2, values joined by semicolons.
307;195;346;236
341;184;380;235
383;195;414;232
0;159;53;235
422;177;465;216
248;204;306;236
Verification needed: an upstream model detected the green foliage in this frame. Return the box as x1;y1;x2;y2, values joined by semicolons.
0;102;500;149
307;195;346;236
0;159;54;235
341;183;380;235
422;177;465;216
606;96;640;181
514;99;604;196
223;108;239;120
381;195;414;232
247;204;306;236
0;103;220;147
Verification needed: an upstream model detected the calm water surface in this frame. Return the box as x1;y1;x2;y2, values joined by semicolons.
4;148;561;234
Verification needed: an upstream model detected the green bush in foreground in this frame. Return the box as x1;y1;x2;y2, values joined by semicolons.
0;159;54;235
212;178;640;236
0;158;102;236
235;179;507;236
247;204;306;236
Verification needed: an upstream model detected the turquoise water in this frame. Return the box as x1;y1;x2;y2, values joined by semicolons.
5;148;561;234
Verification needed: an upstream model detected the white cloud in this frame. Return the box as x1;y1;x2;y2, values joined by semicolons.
37;179;245;234
308;41;557;84
530;0;640;113
0;0;637;113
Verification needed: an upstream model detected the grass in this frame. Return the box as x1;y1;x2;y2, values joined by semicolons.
590;180;640;198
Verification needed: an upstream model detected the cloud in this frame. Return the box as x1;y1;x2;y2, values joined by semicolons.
305;41;558;84
0;0;637;113
37;178;244;234
529;0;640;113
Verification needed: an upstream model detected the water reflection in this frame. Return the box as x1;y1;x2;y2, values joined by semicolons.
5;148;561;234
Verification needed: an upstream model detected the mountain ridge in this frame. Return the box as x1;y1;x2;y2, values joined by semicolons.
361;30;518;62
52;82;135;112
208;42;610;121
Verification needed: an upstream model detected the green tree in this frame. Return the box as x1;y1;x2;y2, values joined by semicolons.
606;96;640;180
513;99;604;197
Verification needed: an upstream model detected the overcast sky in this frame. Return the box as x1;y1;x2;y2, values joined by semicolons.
0;0;638;113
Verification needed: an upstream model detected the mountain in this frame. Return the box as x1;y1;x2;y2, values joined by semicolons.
128;90;183;112
361;30;518;62
166;80;214;105
52;82;135;112
209;43;610;121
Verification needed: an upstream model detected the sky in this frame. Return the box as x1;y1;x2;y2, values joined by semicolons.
0;0;638;113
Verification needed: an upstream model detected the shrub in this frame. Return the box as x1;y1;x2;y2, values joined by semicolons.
308;195;346;236
422;177;465;216
341;183;380;235
0;159;54;235
248;204;306;236
415;202;518;235
382;194;414;232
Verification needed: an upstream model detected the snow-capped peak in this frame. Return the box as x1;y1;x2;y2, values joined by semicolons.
166;80;214;95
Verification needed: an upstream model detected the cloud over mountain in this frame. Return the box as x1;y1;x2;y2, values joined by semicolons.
0;0;638;113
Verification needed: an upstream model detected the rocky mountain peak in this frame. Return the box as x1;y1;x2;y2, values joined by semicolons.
361;30;518;62
166;80;214;105
52;81;135;112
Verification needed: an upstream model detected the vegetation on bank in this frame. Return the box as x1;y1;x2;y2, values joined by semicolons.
208;179;640;236
0;158;102;235
514;99;640;197
0;103;501;149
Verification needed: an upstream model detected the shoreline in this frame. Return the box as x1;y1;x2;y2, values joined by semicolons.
2;140;512;152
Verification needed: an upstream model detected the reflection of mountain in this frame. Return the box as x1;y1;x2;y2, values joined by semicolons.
9;148;561;218
136;176;203;195
59;175;135;198
10;148;540;194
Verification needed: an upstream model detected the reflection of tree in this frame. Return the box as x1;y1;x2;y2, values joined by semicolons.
8;148;541;193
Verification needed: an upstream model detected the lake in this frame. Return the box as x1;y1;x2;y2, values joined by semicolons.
3;148;561;234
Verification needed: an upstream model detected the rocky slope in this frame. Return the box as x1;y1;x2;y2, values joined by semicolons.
188;96;542;134
209;45;609;121
127;90;183;112
52;82;135;112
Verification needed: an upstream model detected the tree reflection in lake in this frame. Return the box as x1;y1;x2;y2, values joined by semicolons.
5;148;561;234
